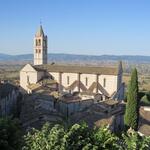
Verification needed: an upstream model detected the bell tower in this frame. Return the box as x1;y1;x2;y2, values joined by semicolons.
34;25;48;65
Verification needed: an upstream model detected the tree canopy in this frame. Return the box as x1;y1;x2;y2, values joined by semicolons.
0;117;22;150
22;122;150;150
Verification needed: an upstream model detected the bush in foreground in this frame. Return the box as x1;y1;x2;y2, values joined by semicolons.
0;117;22;150
22;122;150;150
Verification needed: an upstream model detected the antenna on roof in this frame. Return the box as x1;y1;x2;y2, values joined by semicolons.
40;19;42;26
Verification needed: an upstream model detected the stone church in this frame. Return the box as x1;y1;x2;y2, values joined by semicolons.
20;26;124;100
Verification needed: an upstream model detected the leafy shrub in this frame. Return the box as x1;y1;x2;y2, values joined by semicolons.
0;117;23;150
141;94;150;106
23;122;150;150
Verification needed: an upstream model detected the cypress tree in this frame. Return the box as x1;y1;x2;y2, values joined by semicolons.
124;68;139;130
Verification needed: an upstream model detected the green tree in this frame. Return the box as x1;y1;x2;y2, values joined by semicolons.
140;136;150;150
92;126;121;150
23;123;65;150
23;122;150;150
123;131;141;150
64;122;92;150
0;117;22;150
122;130;150;150
23;122;121;150
124;68;139;130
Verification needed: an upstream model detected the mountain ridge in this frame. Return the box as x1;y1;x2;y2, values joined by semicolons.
0;53;150;63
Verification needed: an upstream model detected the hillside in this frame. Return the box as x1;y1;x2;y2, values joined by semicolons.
1;53;150;64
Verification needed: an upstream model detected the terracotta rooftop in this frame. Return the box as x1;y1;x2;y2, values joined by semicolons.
33;66;46;72
35;25;44;37
103;99;119;106
27;83;41;90
60;94;82;103
70;102;124;128
33;64;118;75
138;107;150;136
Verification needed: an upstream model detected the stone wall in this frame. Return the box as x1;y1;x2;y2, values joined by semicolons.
55;99;94;117
0;85;20;117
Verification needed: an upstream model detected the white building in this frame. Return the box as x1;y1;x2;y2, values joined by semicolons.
20;26;124;100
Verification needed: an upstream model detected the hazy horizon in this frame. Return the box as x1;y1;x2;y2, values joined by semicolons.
2;52;150;57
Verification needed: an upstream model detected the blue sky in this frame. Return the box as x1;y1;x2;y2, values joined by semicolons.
0;0;150;55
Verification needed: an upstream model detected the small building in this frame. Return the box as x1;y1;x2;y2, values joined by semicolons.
70;99;125;132
56;93;95;117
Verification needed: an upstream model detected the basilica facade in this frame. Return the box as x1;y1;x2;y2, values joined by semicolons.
20;26;124;100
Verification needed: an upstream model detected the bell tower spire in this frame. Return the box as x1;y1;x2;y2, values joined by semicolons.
34;25;48;65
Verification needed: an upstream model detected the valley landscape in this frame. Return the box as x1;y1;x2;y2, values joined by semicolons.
0;0;150;149
1;53;150;91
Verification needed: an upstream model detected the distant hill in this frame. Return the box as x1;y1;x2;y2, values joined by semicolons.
0;53;32;61
0;53;150;64
1;53;150;74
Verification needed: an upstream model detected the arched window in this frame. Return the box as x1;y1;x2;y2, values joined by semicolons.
67;76;70;85
85;77;88;86
38;39;41;46
39;49;41;53
103;78;106;87
27;75;29;84
36;40;38;46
